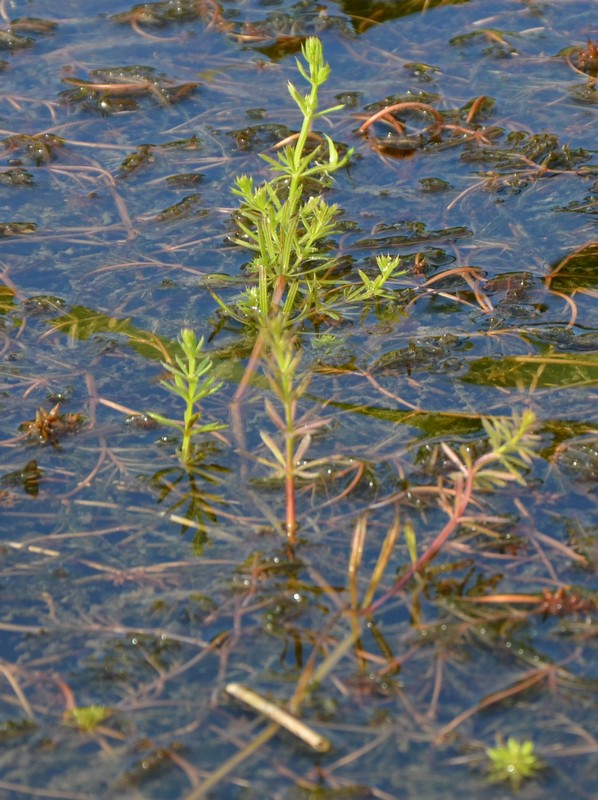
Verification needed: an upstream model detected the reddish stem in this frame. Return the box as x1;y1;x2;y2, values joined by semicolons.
364;469;475;614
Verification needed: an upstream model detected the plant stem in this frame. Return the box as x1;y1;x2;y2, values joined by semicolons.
183;723;279;800
363;462;475;614
284;401;297;545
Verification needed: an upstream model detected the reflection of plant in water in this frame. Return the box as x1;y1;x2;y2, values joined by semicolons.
151;447;228;553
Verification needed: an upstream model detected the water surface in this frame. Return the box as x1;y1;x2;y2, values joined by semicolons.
0;1;597;798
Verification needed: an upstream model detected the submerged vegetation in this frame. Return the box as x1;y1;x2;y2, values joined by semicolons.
0;2;597;799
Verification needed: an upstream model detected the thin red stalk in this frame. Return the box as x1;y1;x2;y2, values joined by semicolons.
357;102;443;134
285;443;297;545
364;469;475;614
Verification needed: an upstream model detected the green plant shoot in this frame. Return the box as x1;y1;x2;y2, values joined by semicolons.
213;37;354;326
65;705;111;732
486;737;541;790
210;36;404;334
148;328;225;463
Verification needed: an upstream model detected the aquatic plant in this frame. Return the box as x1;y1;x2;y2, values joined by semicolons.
222;36;350;323
19;403;85;446
256;317;341;544
65;705;111;732
212;37;403;544
367;410;540;613
154;39;395;472
213;36;402;329
486;737;541;790
2;1;598;798
148;328;226;463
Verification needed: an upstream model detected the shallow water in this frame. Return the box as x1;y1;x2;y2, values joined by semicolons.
0;1;597;798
